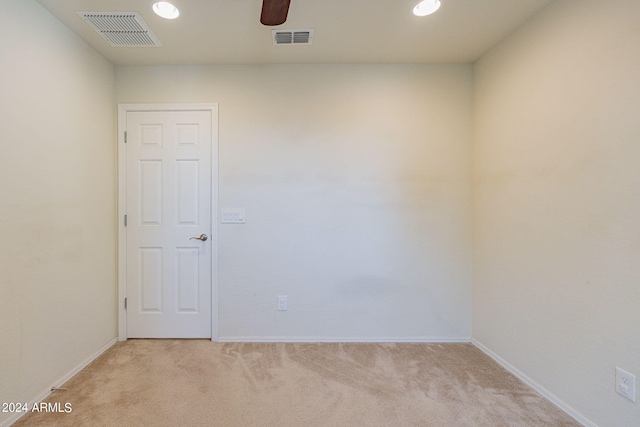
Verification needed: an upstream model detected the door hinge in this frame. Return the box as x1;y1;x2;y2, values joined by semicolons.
124;214;127;226
124;131;127;143
124;298;128;309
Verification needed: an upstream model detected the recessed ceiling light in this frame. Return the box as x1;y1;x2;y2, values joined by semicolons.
152;2;180;19
413;0;441;17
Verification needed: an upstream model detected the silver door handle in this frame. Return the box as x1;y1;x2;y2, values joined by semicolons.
190;234;208;241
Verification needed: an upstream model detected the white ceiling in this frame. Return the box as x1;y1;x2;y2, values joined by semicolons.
36;0;553;66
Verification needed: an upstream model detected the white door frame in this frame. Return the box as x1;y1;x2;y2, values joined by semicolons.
117;103;219;341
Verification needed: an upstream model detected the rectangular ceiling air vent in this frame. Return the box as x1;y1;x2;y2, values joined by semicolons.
77;11;162;47
272;30;313;45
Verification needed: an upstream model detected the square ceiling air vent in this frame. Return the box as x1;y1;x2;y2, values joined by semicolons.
272;30;313;45
77;11;162;47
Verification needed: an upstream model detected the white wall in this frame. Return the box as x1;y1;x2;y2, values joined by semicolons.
0;1;116;423
116;64;473;340
472;0;640;425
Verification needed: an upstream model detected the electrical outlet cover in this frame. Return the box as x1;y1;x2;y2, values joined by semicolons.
277;296;287;311
616;367;636;402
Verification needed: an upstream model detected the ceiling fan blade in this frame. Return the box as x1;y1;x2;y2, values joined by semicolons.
260;0;291;26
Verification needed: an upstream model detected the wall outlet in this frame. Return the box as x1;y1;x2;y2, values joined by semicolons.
277;295;287;311
616;367;636;402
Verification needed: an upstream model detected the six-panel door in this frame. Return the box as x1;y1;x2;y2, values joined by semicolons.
125;110;213;338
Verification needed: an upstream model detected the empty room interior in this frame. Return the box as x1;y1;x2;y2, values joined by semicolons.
1;0;638;426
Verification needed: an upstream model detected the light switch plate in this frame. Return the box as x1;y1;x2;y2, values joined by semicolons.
221;209;245;224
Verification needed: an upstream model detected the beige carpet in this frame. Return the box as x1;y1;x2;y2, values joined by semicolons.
14;341;580;427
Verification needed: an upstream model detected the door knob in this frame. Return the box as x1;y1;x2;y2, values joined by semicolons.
190;234;208;241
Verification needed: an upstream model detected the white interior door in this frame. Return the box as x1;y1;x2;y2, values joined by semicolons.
124;109;214;338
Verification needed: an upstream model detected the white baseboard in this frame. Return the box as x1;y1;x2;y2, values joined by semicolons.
1;337;118;427
216;336;472;343
471;339;596;427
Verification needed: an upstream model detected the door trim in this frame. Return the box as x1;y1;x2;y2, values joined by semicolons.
117;103;219;341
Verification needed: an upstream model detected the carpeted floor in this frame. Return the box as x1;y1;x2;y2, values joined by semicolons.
14;340;580;426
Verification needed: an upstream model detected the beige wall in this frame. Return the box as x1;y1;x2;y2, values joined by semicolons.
6;0;639;425
0;1;116;423
116;64;473;340
473;0;640;425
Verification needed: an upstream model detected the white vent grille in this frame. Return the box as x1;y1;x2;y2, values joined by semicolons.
272;30;313;45
77;12;162;47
